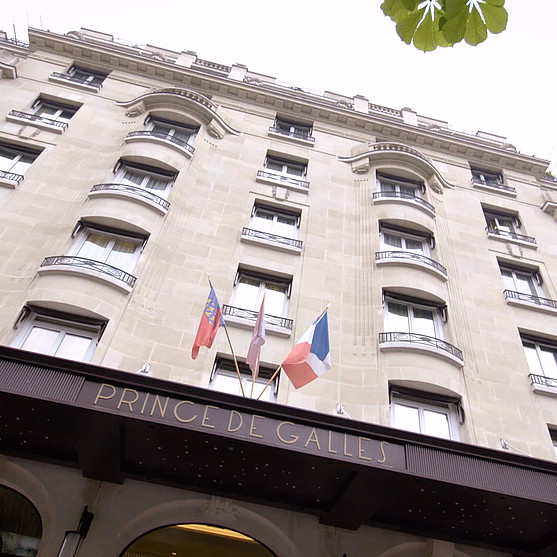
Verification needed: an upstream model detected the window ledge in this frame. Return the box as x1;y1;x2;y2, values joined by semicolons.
37;258;135;294
379;339;464;367
88;183;170;215
268;128;315;147
530;375;557;396
48;73;101;92
505;296;557;315
487;232;538;249
0;175;22;189
375;252;447;281
224;314;292;337
6;112;65;134
240;230;302;255
472;182;517;197
124;132;194;159
372;194;435;218
256;170;310;193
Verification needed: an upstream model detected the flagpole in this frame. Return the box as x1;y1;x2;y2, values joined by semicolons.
256;364;282;400
208;276;246;398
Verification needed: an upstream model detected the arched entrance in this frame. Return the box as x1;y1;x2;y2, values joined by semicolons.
121;523;277;557
0;485;42;556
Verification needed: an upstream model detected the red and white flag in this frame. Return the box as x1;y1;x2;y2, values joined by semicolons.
246;295;266;380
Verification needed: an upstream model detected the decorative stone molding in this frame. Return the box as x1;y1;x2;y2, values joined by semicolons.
124;102;145;118
339;141;455;193
243;75;263;85
0;49;20;79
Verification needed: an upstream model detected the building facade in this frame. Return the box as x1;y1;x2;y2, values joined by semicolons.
1;26;557;557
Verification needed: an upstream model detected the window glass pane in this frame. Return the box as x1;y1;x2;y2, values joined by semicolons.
265;283;286;316
234;278;260;311
500;269;515;291
404;238;423;252
20;326;59;354
539;346;557;379
37;106;58;117
423;409;451;439
122;171;144;186
106;239;138;271
171;129;193;143
0;148;17;171
77;233;110;261
10;156;34;176
400;185;415;196
274;215;297;238
412;308;436;337
384;234;402;249
252;210;274;233
212;374;244;397
285;164;304;176
387;302;409;332
266;161;283;172
145;176;169;192
56;333;92;360
393;403;420;433
380;181;395;192
515;273;536;296
523;343;543;376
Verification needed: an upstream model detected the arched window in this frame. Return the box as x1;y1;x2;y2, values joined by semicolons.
121;523;276;557
0;485;42;556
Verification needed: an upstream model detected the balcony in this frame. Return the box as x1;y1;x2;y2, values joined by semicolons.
241;227;302;254
125;131;195;157
375;251;447;280
0;169;24;188
89;183;170;214
38;256;136;292
222;304;293;335
504;289;557;314
268;126;315;146
49;72;104;90
7;110;68;133
485;225;537;248
472;177;516;196
379;331;463;366
529;373;557;395
372;191;435;217
256;170;309;192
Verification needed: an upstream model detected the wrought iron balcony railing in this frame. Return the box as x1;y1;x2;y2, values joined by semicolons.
372;191;435;213
40;256;137;288
0;170;24;184
485;225;536;245
90;183;170;211
241;227;302;250
379;331;463;361
50;72;104;88
529;374;557;389
222;304;293;330
257;170;310;190
504;289;557;310
375;251;447;275
126;131;195;155
8;110;69;129
472;177;516;194
268;126;315;143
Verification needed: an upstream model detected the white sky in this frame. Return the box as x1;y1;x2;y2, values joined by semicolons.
2;0;556;172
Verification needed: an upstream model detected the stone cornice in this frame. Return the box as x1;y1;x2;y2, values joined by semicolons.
24;28;550;177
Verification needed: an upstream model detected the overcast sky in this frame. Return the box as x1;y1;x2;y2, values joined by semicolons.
2;0;556;172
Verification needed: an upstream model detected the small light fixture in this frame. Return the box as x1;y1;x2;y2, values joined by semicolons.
58;506;94;557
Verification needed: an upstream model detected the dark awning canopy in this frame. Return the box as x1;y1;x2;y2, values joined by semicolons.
1;346;557;556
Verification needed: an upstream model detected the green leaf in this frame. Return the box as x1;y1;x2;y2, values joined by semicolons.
381;0;418;18
396;10;423;44
413;12;438;51
439;7;468;43
484;0;505;7
464;7;488;45
480;3;508;34
443;0;468;17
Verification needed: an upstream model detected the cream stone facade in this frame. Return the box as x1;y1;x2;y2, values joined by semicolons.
1;27;557;557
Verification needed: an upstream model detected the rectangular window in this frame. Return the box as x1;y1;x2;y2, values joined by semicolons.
273;118;313;140
471;167;503;187
68;66;107;87
484;210;520;235
147;116;198;147
210;357;278;402
380;225;430;256
523;337;557;383
265;156;307;178
384;295;443;339
33;98;78;125
250;205;299;239
116;162;175;199
391;388;461;440
377;173;423;199
0;144;39;178
500;264;541;297
12;307;106;362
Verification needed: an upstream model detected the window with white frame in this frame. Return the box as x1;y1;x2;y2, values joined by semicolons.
471;167;504;187
0;144;39;177
380;225;431;256
116;162;175;199
232;271;291;319
12;307;106;362
523;337;557;385
377;173;423;199
33;98;77;124
384;295;444;340
391;388;462;440
210;357;278;402
147;116;198;147
67;66;107;87
70;223;145;275
250;205;299;239
500;264;542;298
264;156;307;178
273;118;312;140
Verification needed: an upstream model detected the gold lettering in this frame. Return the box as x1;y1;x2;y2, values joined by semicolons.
150;395;169;418
117;388;139;411
140;393;150;414
249;415;264;438
173;400;197;423
328;431;338;454
201;405;218;429
93;383;116;405
228;410;243;432
358;437;372;461
276;422;299;444
304;428;321;450
343;434;353;457
377;441;389;464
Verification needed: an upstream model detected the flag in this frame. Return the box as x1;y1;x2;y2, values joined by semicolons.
245;295;266;379
191;286;224;359
281;310;331;389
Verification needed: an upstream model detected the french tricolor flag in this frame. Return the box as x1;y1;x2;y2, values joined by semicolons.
282;310;331;389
